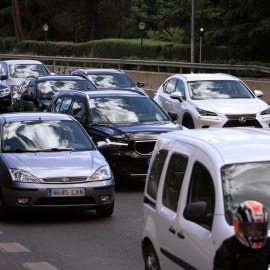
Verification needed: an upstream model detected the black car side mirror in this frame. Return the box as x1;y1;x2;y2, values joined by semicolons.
168;111;178;121
137;82;145;88
0;74;7;80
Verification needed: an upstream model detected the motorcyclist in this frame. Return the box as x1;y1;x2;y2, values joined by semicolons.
213;200;270;270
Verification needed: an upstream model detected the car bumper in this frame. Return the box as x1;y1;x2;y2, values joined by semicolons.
2;179;115;210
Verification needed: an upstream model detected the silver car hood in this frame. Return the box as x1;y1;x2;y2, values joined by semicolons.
2;151;106;178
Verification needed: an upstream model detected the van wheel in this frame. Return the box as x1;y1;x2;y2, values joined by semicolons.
96;199;114;217
145;244;161;270
183;116;195;129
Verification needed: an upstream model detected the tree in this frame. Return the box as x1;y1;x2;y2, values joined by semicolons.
12;0;24;41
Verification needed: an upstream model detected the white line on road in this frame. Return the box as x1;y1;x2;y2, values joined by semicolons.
0;242;30;253
22;262;59;270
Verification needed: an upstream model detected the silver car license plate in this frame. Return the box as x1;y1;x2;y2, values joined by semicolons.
48;188;85;197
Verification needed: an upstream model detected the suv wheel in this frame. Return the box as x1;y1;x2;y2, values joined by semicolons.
183;116;195;129
144;244;161;270
96;199;114;217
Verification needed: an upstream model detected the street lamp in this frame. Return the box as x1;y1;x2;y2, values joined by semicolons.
43;23;48;55
139;21;145;59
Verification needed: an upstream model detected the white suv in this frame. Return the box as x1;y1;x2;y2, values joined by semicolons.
154;73;270;128
142;128;270;270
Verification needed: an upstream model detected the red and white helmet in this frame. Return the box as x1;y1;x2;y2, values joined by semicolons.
233;200;269;249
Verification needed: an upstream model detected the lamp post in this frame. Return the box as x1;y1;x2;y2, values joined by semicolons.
139;21;145;59
191;0;195;65
43;23;48;55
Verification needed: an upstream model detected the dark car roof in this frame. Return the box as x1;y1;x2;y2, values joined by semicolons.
33;75;90;81
56;90;146;99
73;69;125;75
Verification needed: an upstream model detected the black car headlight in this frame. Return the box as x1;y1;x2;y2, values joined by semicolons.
105;138;129;146
261;108;270;115
0;87;10;95
196;108;217;116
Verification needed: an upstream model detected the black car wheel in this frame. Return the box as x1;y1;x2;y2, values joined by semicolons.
144;244;161;270
96;199;114;217
183;116;195;129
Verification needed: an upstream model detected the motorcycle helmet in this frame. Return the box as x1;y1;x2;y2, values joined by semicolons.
233;200;269;249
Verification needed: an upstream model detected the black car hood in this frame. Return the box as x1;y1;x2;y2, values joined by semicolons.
90;121;182;141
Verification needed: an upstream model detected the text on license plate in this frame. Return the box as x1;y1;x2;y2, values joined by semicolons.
48;188;85;197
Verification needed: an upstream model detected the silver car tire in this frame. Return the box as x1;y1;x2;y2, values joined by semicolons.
145;244;161;270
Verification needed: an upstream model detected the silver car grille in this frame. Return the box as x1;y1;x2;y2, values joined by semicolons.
223;114;262;128
42;177;88;183
134;140;156;155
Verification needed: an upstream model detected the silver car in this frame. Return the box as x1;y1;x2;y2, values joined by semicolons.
0;112;114;220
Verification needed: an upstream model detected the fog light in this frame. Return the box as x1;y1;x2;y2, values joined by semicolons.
100;195;110;203
16;198;30;205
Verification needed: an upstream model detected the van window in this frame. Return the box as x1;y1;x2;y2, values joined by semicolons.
187;161;215;228
147;149;168;200
162;152;188;212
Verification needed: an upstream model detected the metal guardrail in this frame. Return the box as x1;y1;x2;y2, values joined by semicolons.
1;54;270;74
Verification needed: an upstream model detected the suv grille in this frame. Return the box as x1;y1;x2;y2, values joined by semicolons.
134;140;156;155
223;114;262;128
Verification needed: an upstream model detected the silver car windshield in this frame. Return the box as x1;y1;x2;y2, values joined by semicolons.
37;80;95;99
222;162;270;223
89;96;169;123
87;73;134;88
187;80;254;100
2;120;95;152
9;64;49;78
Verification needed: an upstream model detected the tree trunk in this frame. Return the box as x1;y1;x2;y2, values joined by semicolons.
12;0;25;41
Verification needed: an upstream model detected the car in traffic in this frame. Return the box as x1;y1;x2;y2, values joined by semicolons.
0;60;52;94
71;68;147;96
154;73;270;129
0;81;12;112
142;127;270;269
0;112;114;220
11;75;97;112
47;90;183;179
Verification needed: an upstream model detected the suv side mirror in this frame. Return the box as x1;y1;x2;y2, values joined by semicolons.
137;82;145;88
170;92;184;102
254;90;263;98
168;111;178;121
0;74;7;80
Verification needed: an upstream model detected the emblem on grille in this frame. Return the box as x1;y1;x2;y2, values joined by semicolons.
239;117;247;123
61;178;70;182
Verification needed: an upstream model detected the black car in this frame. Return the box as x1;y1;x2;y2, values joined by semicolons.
47;90;183;179
71;68;147;96
11;75;97;112
0;81;12;112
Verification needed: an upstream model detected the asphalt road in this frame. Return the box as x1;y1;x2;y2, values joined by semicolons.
0;178;146;270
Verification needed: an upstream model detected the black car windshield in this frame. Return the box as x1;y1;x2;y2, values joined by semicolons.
9;64;49;78
89;96;169;123
222;162;270;225
188;80;254;100
2;120;95;152
86;73;134;88
37;80;96;99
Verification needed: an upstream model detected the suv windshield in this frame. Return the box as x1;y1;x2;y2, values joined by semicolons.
222;162;270;225
37;80;95;99
89;96;169;123
188;80;254;100
87;73;134;88
9;64;49;78
2;120;95;152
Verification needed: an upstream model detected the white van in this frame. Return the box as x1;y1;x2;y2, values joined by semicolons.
142;128;270;270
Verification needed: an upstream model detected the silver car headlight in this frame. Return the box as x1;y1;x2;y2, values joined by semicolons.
88;165;112;181
261;107;270;115
10;169;41;183
196;107;217;116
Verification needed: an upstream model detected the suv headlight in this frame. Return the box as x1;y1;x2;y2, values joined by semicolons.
196;108;217;116
261;108;270;115
88;165;112;181
10;169;41;183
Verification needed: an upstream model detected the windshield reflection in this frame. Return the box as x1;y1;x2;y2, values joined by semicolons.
87;74;133;88
9;64;48;78
222;162;270;223
188;80;254;100
89;96;169;123
37;80;94;99
2;120;94;152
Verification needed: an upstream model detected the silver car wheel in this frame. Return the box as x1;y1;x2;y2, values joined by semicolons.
146;253;157;270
